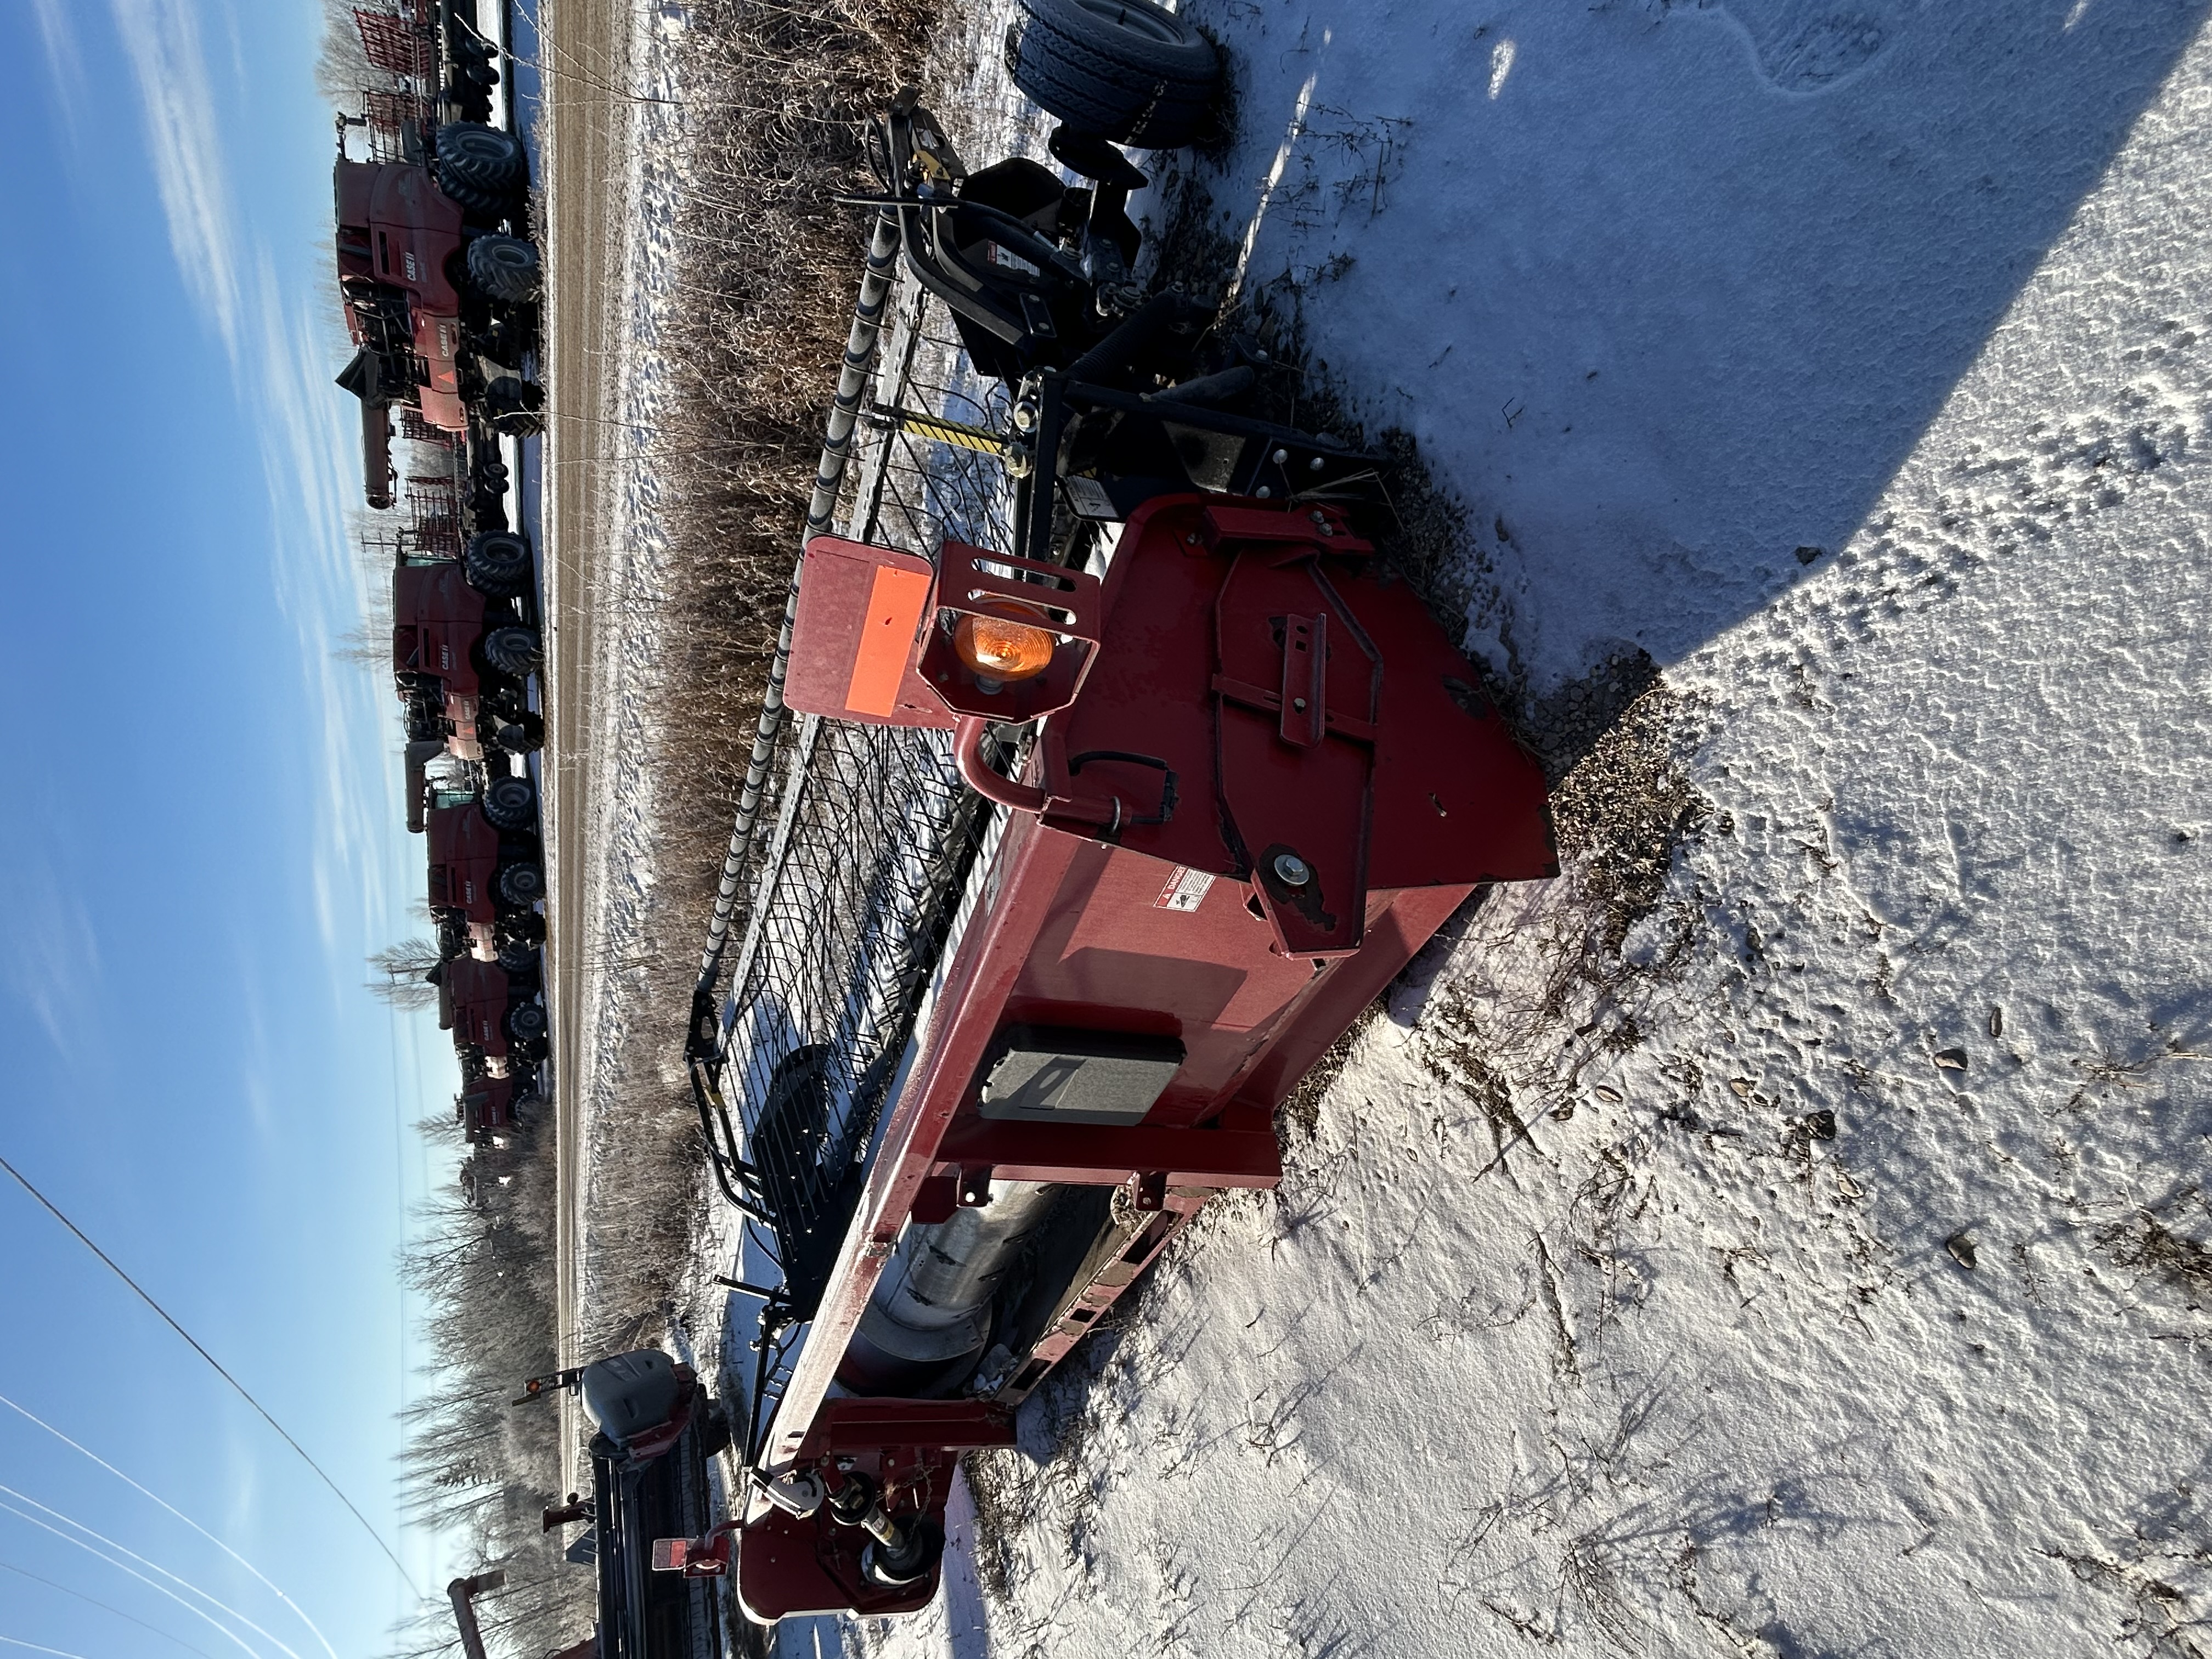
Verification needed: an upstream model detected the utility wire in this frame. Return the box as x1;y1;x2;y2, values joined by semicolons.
0;1557;221;1659
0;1489;290;1659
0;1637;93;1659
0;1390;337;1659
0;1151;423;1597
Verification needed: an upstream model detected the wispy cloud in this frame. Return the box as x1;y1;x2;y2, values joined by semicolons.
0;850;104;1065
26;0;88;136
109;0;244;360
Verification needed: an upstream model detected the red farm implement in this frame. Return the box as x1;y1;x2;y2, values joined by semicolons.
680;92;1555;1622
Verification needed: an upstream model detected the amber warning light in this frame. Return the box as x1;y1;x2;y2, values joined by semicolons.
953;602;1057;687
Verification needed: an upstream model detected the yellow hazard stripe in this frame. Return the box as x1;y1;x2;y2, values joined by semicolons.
894;411;1008;456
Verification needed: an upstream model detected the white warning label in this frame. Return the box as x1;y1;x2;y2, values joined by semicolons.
1154;866;1215;912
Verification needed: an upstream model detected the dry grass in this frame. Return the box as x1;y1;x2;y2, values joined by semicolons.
574;0;942;1340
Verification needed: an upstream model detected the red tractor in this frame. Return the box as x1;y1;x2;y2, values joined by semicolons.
436;952;547;1077
419;776;545;962
331;5;541;507
392;540;543;761
457;1069;529;1144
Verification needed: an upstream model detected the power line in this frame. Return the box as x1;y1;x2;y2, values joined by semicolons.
0;1556;222;1659
0;1389;337;1659
0;1489;288;1659
0;1150;424;1598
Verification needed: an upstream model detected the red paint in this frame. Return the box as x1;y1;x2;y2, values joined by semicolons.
735;495;1553;1620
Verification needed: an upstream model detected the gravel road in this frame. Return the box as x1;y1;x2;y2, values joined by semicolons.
535;0;629;1486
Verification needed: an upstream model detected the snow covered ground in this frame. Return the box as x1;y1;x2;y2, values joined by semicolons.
848;1;2212;1655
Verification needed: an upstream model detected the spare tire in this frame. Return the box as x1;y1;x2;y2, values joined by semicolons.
1005;0;1220;148
467;234;541;303
482;775;538;831
437;122;528;198
465;529;534;598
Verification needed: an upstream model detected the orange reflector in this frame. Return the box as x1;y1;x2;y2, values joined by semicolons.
843;562;934;716
953;606;1057;682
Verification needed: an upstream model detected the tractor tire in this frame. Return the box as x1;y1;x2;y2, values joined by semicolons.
436;171;509;219
1005;0;1220;148
482;624;542;678
484;376;546;438
499;910;547;946
496;860;546;907
466;235;541;303
505;1000;550;1044
437;122;528;199
495;714;545;756
464;529;534;598
496;935;539;974
482;775;538;832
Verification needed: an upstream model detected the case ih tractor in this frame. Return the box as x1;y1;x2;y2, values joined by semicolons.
435;952;547;1078
458;1068;529;1144
684;57;1560;1622
332;2;541;509
392;532;544;762
418;774;545;962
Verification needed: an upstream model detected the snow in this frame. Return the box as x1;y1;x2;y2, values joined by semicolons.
844;2;2212;1655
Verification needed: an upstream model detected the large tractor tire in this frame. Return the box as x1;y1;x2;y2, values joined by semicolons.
482;624;542;678
496;934;539;974
465;529;534;598
496;860;546;907
505;999;550;1045
467;235;541;303
437;123;528;199
495;713;546;756
1005;0;1220;148
482;775;538;832
484;376;545;438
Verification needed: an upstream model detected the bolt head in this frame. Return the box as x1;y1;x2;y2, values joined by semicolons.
1272;853;1312;888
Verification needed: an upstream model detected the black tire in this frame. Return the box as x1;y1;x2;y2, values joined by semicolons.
496;935;539;973
467;235;541;303
697;1402;733;1458
496;860;546;907
482;775;538;831
482;624;542;677
498;910;547;946
505;1000;550;1043
437;171;508;219
465;529;534;598
495;714;545;756
1006;0;1220;148
492;407;544;438
437;122;528;198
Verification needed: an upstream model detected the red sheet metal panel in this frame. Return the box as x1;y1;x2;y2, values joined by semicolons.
735;493;1554;1621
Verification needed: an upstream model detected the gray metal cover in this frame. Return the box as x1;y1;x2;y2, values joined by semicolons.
978;1026;1186;1124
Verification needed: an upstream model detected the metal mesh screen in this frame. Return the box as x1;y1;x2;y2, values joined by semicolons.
708;277;1023;1458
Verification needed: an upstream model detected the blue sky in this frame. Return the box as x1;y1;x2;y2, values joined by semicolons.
0;1;460;1652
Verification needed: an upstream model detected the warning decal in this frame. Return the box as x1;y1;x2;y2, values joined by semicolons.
1154;866;1215;912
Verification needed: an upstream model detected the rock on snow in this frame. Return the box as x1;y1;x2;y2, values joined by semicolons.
855;2;2212;1655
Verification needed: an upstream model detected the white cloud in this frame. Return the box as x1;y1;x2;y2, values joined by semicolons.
0;851;104;1065
109;0;244;360
27;0;88;134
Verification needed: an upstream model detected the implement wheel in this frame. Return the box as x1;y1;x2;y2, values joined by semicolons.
1006;0;1220;148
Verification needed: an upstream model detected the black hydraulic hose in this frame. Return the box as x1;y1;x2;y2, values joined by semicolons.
690;209;902;1040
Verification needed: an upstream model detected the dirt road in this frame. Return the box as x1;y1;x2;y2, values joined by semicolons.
536;0;630;1485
